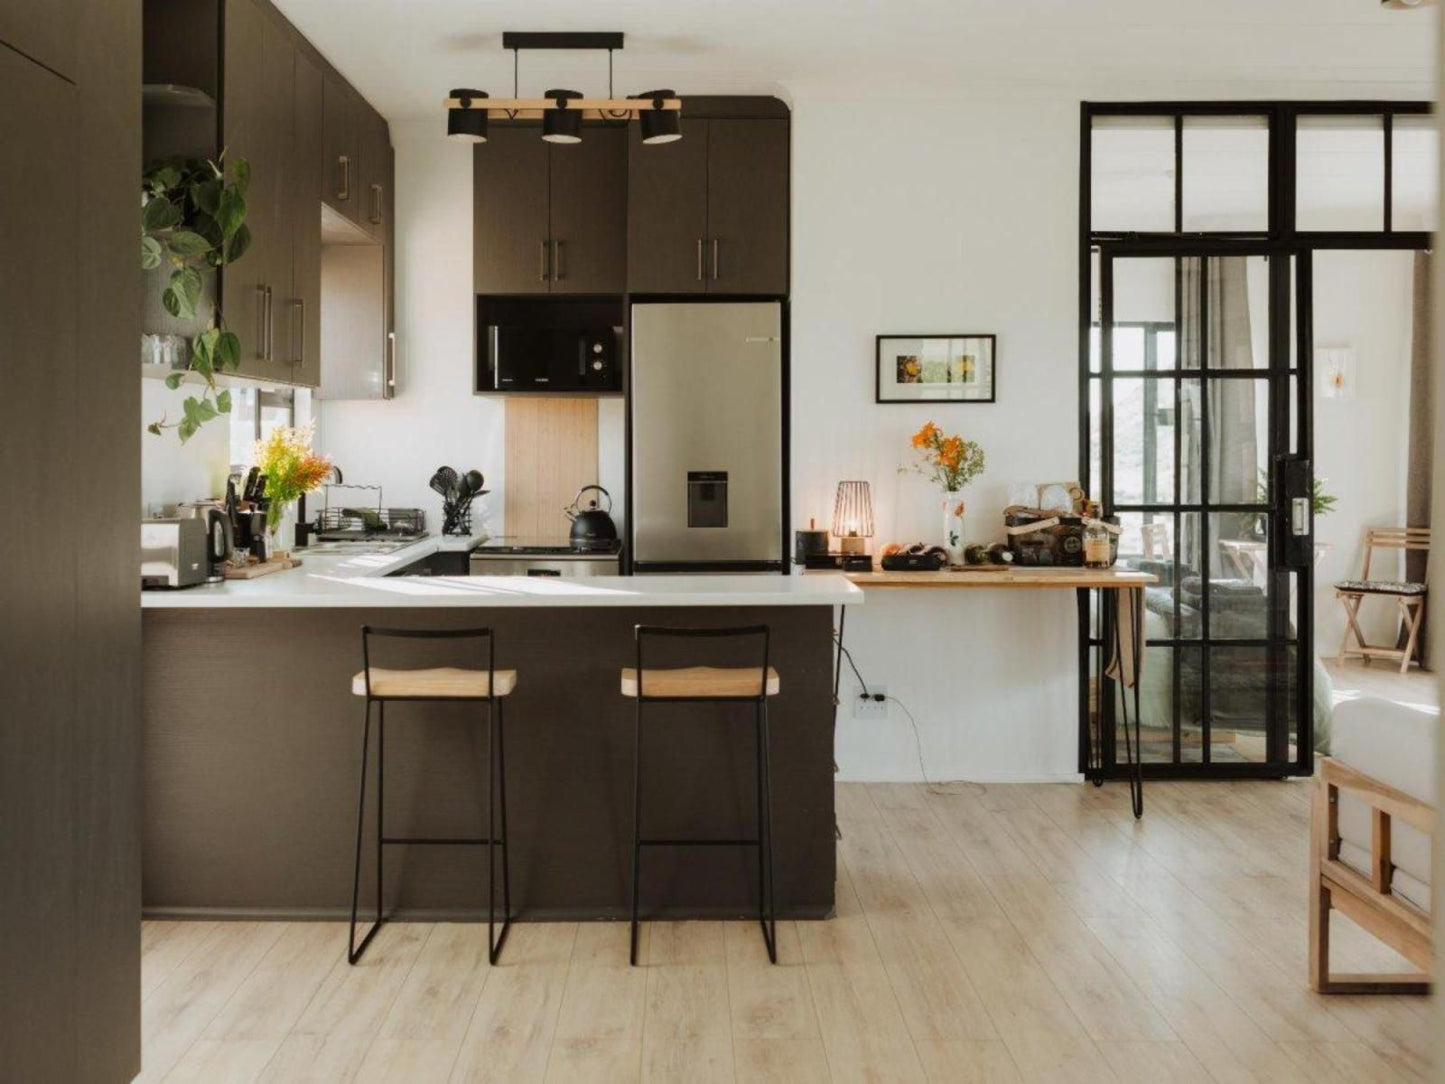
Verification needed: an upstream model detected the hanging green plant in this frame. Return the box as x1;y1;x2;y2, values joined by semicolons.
140;152;251;442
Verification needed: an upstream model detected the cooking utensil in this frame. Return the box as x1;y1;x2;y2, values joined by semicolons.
564;485;618;548
242;466;261;503
463;470;485;494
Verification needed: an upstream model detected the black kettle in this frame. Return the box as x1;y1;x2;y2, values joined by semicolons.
565;485;617;547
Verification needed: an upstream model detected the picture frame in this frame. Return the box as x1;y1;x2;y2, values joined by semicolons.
875;334;997;404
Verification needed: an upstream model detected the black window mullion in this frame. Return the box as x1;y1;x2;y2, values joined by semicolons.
1174;114;1184;234
1172;255;1184;763
1100;254;1117;773
1197;258;1212;764
1383;111;1394;233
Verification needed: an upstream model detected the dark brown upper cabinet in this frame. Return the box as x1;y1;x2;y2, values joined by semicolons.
474;126;627;296
358;110;391;241
706;120;789;295
626;121;709;294
0;0;78;81
322;71;361;225
628;117;788;295
221;0;294;379
286;46;324;387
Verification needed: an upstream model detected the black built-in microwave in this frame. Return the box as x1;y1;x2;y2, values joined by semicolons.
484;325;621;392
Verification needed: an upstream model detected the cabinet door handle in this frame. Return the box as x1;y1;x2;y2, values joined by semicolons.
696;238;704;281
337;155;351;201
540;239;550;282
387;331;397;394
266;286;275;361
711;238;720;280
370;183;383;224
554;239;564;281
255;285;268;359
290;298;305;367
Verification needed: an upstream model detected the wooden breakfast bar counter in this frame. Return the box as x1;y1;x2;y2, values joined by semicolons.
142;556;862;922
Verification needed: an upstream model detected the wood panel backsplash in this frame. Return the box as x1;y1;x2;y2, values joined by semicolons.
503;398;598;540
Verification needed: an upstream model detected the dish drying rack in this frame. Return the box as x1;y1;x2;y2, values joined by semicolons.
315;483;426;540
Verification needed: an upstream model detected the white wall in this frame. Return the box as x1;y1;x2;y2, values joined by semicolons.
140;378;232;512
1312;250;1417;651
792;93;1084;780
314;121;507;537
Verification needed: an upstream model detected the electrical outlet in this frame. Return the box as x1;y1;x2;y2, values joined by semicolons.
852;683;887;720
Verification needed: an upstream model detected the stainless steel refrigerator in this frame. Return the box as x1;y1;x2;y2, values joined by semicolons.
630;302;785;570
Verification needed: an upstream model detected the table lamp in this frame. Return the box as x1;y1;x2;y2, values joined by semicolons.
831;481;874;556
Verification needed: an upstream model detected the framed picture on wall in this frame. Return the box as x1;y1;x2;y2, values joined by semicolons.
875;334;997;404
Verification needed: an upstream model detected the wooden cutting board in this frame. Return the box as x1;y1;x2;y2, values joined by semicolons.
222;557;303;580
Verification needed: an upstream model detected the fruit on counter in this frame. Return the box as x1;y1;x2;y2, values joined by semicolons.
881;542;904;557
964;543;989;565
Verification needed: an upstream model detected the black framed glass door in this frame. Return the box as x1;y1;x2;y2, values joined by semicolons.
1088;245;1313;778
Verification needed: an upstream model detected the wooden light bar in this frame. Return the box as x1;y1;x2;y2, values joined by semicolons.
443;96;682;121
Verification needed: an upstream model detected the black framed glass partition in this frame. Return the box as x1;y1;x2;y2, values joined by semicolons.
1080;101;1432;781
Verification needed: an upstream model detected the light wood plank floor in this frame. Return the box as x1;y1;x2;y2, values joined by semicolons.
140;779;1435;1082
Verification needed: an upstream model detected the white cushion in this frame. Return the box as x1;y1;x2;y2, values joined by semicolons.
1330;695;1437;912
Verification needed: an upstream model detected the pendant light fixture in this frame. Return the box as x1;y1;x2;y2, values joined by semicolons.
634;90;681;144
446;88;488;142
540;89;583;143
443;32;682;145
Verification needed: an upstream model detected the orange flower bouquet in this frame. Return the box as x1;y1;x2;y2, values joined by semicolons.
253;424;332;556
906;422;985;564
907;421;985;494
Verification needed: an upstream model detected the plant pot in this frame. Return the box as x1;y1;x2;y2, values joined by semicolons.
942;492;966;566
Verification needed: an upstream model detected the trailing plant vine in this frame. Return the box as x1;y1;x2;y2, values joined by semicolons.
141;153;251;441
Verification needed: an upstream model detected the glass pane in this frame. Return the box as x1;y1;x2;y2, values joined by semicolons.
1114;257;1177;328
1114;644;1174;764
1206;379;1270;505
1210;646;1269;763
1175;511;1203;639
1089;379;1102;496
1178;378;1202;504
1392;114;1438;232
1092;116;1175;232
1113;378;1176;505
1113;326;1145;370
1179;645;1204;762
1297;115;1385;231
1182;116;1269;231
1179;256;1269;370
229;386;258;467
1210;511;1270;639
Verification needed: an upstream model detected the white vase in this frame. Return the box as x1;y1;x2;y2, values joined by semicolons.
266;500;297;560
941;491;966;566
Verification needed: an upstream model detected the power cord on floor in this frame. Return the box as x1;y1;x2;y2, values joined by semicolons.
832;631;975;797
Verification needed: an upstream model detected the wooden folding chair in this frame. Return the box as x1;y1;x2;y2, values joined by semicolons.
1334;527;1430;674
1310;758;1432;994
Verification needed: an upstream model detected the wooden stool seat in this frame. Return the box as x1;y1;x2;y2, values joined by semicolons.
620;665;780;699
352;666;517;699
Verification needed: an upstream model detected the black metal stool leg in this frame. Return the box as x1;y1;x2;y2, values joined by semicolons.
348;698;381;965
488;696;513;964
629;695;644;967
759;697;777;963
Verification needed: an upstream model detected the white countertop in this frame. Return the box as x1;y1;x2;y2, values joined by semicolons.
142;536;863;609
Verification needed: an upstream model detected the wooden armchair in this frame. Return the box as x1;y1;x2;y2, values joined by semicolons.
1310;756;1433;994
1334;526;1430;673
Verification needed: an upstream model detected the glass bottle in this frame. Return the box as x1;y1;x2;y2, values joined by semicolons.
1083;519;1112;569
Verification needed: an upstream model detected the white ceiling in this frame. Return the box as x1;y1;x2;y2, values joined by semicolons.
274;0;1438;121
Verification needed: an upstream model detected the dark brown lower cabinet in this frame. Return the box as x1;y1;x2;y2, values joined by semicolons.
0;1;141;1078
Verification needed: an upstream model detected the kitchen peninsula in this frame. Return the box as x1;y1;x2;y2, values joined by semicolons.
142;550;860;921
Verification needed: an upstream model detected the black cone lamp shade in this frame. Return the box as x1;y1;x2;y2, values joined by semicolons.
447;88;488;142
541;89;583;143
635;89;681;143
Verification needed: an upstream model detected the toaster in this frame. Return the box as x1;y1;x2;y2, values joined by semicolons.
141;518;208;589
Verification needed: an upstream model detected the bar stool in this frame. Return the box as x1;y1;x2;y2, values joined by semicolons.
621;624;780;967
348;626;516;966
